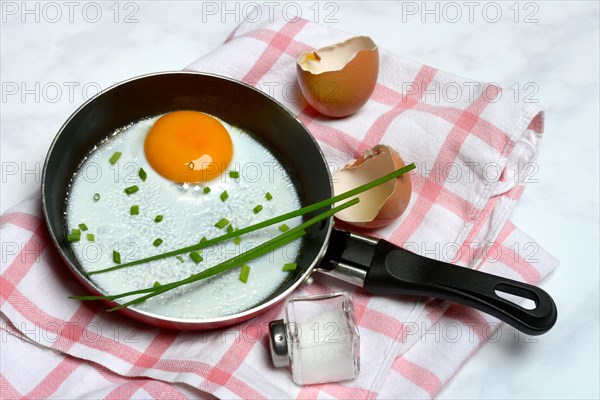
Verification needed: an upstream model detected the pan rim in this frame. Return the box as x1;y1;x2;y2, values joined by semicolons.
41;70;333;328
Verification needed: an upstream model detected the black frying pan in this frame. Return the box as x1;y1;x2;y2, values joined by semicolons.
42;72;557;334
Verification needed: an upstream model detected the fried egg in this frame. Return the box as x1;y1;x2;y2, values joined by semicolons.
66;112;303;319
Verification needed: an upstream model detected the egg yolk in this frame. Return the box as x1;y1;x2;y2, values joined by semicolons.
144;111;233;183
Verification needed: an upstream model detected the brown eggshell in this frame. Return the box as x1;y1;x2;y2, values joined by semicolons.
333;145;412;229
297;36;379;118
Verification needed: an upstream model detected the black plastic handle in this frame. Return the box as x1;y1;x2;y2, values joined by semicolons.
363;239;557;335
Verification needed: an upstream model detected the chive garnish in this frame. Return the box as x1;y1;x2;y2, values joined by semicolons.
239;265;251;283
283;262;297;271
203;186;211;194
79;223;88;231
109;151;122;164
279;224;289;232
253;205;263;214
94;193;100;201
266;192;273;201
190;251;203;264
87;234;95;242
124;185;139;195
229;171;239;179
139;168;147;182
215;218;229;229
176;255;184;263
234;237;241;245
220;191;229;202
67;234;80;243
130;205;139;215
200;237;208;244
154;215;163;223
74;199;358;309
227;224;234;234
113;251;121;264
71;228;81;236
153;238;163;247
153;281;161;288
85;164;415;277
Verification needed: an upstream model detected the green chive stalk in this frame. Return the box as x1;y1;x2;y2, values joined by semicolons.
88;163;415;276
72;198;359;311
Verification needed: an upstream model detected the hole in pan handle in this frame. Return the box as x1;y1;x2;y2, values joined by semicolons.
319;229;558;335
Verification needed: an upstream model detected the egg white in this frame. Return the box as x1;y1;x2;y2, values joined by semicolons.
66;113;303;319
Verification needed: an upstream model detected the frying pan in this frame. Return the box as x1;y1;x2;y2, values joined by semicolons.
42;72;557;334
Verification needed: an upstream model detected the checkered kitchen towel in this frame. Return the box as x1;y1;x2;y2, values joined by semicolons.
1;7;557;399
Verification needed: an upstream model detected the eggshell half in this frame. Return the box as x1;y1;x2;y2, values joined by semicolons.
297;36;379;118
333;145;412;229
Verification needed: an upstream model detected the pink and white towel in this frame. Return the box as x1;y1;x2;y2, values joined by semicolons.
0;7;557;399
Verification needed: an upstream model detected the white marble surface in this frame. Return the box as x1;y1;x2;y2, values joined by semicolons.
1;1;598;398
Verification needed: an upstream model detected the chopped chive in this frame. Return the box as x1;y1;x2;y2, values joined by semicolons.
283;262;297;271
266;192;273;201
124;185;139;195
153;281;161;288
71;228;81;236
279;224;290;232
154;215;163;223
200;236;208;244
215;218;229;229
189;251;203;264
139;168;147;182
67;234;80;243
176;255;184;263
93;193;100;201
220;191;229;202
109;151;122;164
79;223;88;231
229;171;239;179
234;237;241;245
239;265;251;283
227;224;234;234
87;233;95;242
253;205;263;214
130;205;139;215
153;238;163;247
203;186;211;194
113;251;121;264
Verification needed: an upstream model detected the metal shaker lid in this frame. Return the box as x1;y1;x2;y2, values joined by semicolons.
268;319;289;368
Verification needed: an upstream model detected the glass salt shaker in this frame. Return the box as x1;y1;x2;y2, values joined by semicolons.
268;292;360;385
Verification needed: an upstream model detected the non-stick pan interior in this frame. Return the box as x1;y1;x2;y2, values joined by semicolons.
42;72;333;323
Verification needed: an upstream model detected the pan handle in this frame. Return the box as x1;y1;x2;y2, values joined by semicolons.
319;230;557;335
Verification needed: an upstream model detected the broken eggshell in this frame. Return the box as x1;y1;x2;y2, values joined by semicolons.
333;145;412;229
296;36;379;118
